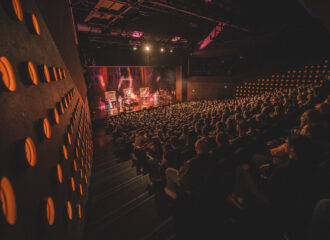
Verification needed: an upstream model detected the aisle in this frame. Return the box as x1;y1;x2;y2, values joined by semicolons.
84;127;175;240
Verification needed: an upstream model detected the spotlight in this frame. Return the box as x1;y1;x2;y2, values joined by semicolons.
145;45;150;52
160;48;164;52
170;48;174;53
133;46;137;51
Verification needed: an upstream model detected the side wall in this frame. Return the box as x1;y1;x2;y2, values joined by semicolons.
0;1;92;239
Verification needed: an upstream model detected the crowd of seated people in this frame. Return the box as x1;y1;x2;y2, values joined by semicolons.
106;81;330;240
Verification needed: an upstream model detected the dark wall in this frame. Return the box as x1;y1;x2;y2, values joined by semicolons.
0;0;92;239
35;0;87;101
189;13;330;78
187;76;237;100
82;46;188;67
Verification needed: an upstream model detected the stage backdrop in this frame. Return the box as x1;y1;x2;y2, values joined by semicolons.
88;66;176;117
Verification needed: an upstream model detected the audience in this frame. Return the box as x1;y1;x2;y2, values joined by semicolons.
106;81;330;240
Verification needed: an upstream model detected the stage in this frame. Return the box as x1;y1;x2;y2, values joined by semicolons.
88;65;176;118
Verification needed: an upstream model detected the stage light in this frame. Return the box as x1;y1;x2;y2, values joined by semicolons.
160;48;164;52
133;46;137;51
145;45;150;52
170;48;174;53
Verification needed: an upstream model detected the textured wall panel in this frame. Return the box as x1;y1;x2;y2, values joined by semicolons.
0;0;93;239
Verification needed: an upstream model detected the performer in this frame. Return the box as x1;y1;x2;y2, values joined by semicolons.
118;95;123;113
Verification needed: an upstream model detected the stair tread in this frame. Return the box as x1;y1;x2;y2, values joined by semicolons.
85;134;176;240
92;195;164;240
91;175;151;216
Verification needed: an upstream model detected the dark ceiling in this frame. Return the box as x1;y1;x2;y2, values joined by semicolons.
70;0;329;66
71;0;309;51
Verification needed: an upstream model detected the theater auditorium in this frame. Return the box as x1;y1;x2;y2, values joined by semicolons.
0;0;330;239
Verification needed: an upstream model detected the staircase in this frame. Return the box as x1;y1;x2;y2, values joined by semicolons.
84;134;176;240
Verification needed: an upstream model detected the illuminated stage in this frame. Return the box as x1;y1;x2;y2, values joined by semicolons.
88;66;176;117
104;88;175;116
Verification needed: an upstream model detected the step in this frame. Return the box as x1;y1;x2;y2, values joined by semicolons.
93;156;120;169
91;191;152;227
91;167;139;194
92;173;150;203
92;194;164;240
92;174;151;216
94;160;133;177
141;216;175;240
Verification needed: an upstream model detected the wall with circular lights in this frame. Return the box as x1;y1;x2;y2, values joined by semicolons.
0;0;93;239
234;60;328;97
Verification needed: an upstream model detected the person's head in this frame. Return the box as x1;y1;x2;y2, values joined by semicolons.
315;103;330;116
216;133;229;148
163;150;176;168
182;125;188;135
215;121;223;132
201;126;209;137
225;117;235;131
236;120;248;136
149;136;162;153
300;109;322;128
286;134;314;163
255;113;266;123
194;122;201;134
195;138;210;155
300;123;327;141
170;136;180;149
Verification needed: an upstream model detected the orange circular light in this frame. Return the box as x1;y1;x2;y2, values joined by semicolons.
43;65;51;83
84;175;88;184
31;14;40;35
0;56;16;91
62;145;68;160
63;97;68;108
77;204;82;219
70;177;75;192
63;69;66;79
42;118;51;139
76;139;80;147
0;177;17;225
53;108;60;125
52;67;58;81
12;0;23;21
27;61;38;85
58;68;62;80
79;184;83;196
66;133;71;145
24;137;37;167
66;201;73;220
69;124;73;134
80;169;83;179
46;197;55;225
75;148;78;158
73;160;77;172
57;164;63;183
57;101;64;115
